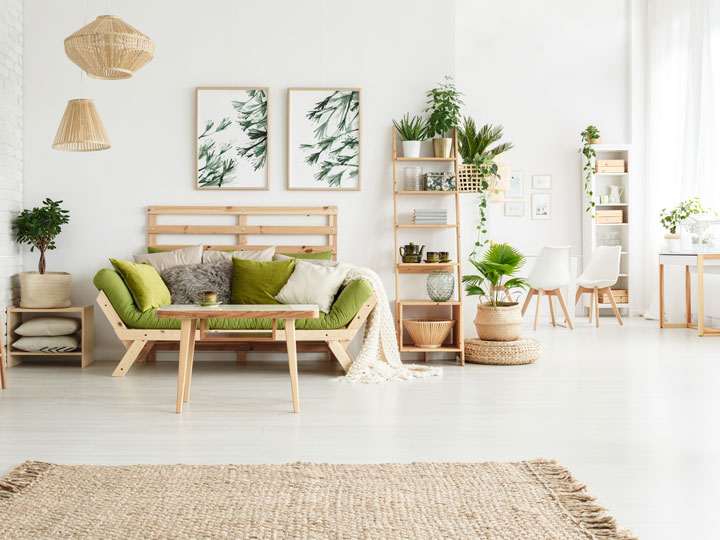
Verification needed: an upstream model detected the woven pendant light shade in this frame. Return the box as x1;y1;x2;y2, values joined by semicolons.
64;15;154;80
52;99;110;152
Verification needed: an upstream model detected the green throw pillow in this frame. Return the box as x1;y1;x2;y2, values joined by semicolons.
147;247;167;253
110;258;172;312
279;250;333;260
231;258;295;304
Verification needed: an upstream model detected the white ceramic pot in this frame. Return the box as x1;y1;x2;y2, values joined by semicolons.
19;271;72;308
473;302;523;341
664;234;682;252
402;140;422;158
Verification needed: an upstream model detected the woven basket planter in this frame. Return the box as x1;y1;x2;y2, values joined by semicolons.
473;303;523;341
19;272;72;308
465;338;540;365
457;164;506;202
403;319;455;348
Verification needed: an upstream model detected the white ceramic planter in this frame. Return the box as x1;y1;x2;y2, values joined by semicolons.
19;271;72;308
402;140;422;158
664;235;682;252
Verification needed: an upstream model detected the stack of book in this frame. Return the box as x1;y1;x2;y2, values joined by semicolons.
413;209;448;225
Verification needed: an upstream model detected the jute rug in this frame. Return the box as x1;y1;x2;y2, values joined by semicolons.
0;460;636;540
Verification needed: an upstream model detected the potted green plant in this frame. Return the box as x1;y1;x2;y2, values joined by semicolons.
462;242;528;341
393;113;428;158
458;117;514;251
424;76;463;158
659;198;710;252
13;198;71;308
580;125;601;217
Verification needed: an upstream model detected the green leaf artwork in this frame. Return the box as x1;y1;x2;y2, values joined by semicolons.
232;90;268;171
298;90;360;188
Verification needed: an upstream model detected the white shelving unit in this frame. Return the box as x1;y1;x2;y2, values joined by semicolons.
581;144;631;315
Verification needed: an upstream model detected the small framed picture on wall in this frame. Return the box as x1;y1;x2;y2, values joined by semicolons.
504;201;524;217
531;193;552;220
506;171;524;199
532;174;552;190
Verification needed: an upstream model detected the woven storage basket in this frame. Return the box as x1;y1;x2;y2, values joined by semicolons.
465;338;540;365
19;272;72;308
403;319;455;348
457;164;506;202
473;303;523;341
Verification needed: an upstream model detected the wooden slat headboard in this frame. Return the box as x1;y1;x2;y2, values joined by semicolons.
147;206;338;260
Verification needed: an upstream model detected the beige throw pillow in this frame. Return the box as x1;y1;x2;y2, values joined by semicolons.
203;246;275;264
134;245;203;273
275;260;349;313
273;253;338;267
13;335;78;352
15;317;80;337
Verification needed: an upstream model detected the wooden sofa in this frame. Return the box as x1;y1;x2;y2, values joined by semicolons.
96;205;376;376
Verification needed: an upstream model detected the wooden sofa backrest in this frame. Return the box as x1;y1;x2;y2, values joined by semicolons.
147;206;338;260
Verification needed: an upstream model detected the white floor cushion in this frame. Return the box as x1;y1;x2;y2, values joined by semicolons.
275;260;349;313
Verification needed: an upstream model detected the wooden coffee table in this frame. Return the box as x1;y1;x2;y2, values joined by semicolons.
155;304;319;413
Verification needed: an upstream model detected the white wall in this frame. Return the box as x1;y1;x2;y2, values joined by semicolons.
0;0;22;317
22;0;632;358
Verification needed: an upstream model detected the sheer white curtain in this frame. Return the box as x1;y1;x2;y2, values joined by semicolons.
643;0;720;324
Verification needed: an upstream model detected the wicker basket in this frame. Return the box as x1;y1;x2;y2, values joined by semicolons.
457;164;506;202
465;338;540;365
403;319;455;348
473;303;523;341
19;272;72;308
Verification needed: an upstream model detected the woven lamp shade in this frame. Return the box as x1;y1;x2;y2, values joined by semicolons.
64;15;154;80
52;99;110;152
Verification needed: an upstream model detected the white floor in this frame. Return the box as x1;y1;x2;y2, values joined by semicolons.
1;317;718;540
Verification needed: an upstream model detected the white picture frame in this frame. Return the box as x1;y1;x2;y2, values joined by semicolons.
532;174;552;190
504;201;524;217
287;88;361;191
506;171;524;198
195;87;269;190
531;193;552;220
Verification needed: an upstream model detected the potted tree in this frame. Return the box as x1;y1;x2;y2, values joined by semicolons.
424;76;463;158
659;198;710;252
393;113;428;158
13;198;72;308
462;242;528;341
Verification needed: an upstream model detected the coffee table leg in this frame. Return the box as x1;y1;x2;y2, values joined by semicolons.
176;319;194;413
183;322;197;403
284;319;299;413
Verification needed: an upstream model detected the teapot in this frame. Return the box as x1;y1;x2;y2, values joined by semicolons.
399;242;424;258
607;185;624;204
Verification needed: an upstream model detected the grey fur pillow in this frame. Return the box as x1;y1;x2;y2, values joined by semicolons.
161;261;232;304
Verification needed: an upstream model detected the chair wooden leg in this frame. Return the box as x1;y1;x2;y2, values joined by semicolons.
593;288;600;327
555;288;574;330
112;340;148;377
588;290;594;323
547;294;556;327
236;350;247;363
534;289;544;330
183;327;197;403
521;289;535;316
328;340;353;373
605;287;624;326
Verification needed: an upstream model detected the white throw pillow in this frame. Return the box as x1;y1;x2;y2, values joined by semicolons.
134;245;203;273
275;260;349;313
15;316;80;337
203;246;275;264
13;335;78;353
273;253;338;267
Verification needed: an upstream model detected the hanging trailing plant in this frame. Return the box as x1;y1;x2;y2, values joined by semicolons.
468;154;502;259
659;198;711;234
580;125;600;217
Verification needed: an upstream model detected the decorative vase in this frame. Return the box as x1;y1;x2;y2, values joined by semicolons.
427;270;454;302
473;302;523;341
403;166;424;191
664;234;681;252
432;137;453;158
19;271;72;308
402;140;422;158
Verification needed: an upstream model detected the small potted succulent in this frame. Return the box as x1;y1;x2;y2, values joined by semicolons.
13;198;71;308
424;76;463;158
462;242;528;341
659;198;708;252
393;113;428;158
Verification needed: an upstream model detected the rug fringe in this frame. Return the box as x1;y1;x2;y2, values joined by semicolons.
0;461;53;500
525;459;638;540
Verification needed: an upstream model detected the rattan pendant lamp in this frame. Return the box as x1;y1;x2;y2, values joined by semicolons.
52;97;110;152
64;15;155;80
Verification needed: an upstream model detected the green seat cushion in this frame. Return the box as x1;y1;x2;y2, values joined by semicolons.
279;250;333;260
93;268;373;331
109;258;171;312
231;258;295;304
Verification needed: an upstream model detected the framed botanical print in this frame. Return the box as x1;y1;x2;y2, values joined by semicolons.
504;201;524;217
532;174;552;190
196;87;268;190
287;88;361;190
531;192;552;220
506;171;524;198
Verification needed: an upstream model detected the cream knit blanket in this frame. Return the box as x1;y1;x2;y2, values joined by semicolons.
337;266;443;383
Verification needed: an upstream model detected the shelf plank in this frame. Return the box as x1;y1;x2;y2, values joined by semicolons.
395;191;458;195
596;203;628;207
399;346;462;353
399;300;461;306
398;224;457;228
595;223;629;226
395;157;456;162
397;263;459;275
594;172;628;176
10;351;83;356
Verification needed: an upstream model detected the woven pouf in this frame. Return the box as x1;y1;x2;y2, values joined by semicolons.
465;338;540;365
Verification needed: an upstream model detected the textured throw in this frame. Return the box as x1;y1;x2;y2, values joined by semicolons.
0;460;636;540
339;265;442;383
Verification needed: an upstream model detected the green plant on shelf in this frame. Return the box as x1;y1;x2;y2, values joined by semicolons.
392;113;428;141
424;76;464;139
13;198;70;274
462;242;529;306
580;125;601;218
659;198;712;235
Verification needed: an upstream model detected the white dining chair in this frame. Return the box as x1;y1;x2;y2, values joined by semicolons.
521;246;574;330
575;245;623;327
